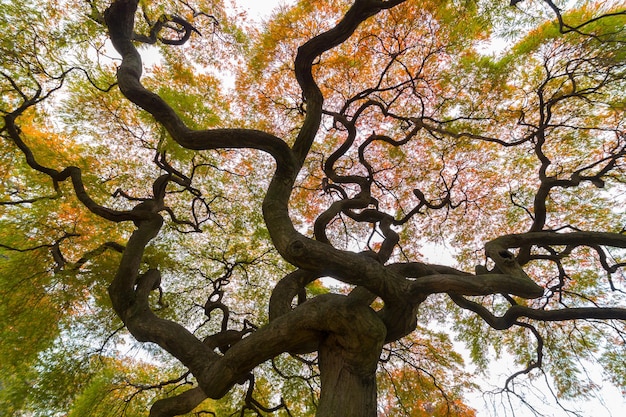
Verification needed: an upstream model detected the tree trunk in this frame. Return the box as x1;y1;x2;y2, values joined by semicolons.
316;333;382;417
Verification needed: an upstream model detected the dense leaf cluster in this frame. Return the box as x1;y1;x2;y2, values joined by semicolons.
1;0;625;416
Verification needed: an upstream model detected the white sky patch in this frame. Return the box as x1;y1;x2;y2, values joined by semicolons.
234;0;293;20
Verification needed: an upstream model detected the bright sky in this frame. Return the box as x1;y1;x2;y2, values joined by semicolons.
234;0;291;19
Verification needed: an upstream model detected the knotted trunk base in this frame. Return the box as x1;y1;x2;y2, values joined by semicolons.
315;300;386;417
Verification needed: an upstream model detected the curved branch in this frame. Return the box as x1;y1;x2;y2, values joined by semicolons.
103;0;294;172
132;14;201;46
108;211;219;380
540;0;626;38
3;114;141;223
149;387;207;417
292;0;408;164
199;293;386;399
269;269;319;321
489;231;626;256
449;293;626;330
503;322;544;390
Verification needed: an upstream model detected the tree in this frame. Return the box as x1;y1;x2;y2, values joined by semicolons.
1;0;625;416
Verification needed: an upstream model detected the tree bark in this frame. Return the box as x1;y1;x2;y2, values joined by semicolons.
317;336;380;417
314;298;386;417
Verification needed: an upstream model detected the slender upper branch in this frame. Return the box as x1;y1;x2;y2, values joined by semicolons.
104;0;295;171
292;0;407;164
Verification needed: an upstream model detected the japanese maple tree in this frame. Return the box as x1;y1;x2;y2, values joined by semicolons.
1;0;625;416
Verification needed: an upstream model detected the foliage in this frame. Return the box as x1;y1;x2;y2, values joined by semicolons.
1;0;625;416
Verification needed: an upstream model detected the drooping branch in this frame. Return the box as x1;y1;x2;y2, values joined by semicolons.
1;66;147;224
449;293;626;330
503;322;544;390
3;114;144;223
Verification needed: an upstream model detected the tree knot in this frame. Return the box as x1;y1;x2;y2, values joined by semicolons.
288;239;307;257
